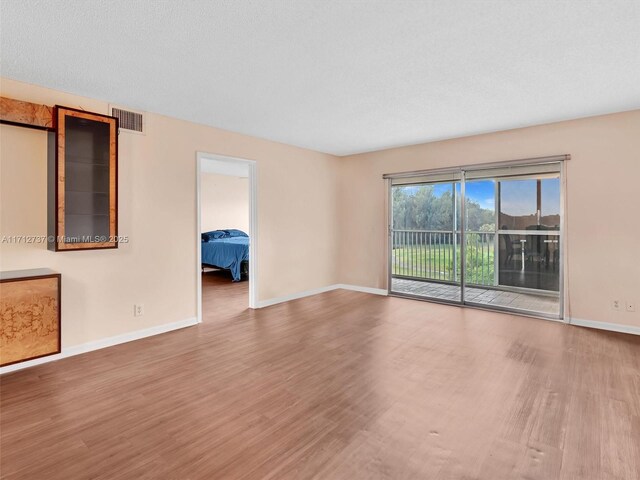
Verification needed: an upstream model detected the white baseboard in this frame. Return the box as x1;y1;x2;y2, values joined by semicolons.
337;284;388;296
256;283;387;308
569;317;640;336
0;316;198;375
256;284;340;308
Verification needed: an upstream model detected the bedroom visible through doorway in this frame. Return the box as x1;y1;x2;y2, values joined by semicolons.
196;153;257;322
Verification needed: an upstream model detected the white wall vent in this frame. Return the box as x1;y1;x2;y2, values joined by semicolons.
110;105;146;134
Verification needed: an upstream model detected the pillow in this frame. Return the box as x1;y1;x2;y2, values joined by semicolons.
224;229;248;238
202;230;228;241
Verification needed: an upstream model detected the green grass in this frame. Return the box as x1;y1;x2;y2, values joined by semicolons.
392;242;495;285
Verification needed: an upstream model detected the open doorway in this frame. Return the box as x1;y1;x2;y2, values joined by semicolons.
196;152;257;323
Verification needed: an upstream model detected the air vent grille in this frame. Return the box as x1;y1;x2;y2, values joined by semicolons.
111;107;145;134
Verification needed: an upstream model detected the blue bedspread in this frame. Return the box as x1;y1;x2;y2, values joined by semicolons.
201;237;249;281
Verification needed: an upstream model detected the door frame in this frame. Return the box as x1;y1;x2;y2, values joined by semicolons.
196;152;258;323
385;154;568;322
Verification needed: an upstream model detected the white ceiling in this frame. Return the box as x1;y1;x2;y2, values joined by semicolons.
1;1;639;155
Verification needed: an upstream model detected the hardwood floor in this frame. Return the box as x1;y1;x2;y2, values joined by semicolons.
1;283;639;479
201;269;249;321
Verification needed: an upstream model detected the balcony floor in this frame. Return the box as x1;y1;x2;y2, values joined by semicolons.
391;278;560;316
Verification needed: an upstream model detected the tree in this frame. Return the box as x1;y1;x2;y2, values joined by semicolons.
392;185;494;231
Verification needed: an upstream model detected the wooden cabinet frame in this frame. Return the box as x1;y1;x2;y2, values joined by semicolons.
49;106;118;251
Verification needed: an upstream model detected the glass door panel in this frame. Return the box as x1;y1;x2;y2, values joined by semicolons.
390;175;462;303
463;168;561;318
497;233;560;291
463;179;497;291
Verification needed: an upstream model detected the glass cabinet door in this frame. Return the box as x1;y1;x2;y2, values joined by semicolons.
49;106;118;251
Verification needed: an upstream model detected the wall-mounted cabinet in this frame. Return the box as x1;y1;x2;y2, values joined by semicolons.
0;269;61;367
48;106;118;251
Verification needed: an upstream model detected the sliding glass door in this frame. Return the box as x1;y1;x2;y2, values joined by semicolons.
389;160;563;319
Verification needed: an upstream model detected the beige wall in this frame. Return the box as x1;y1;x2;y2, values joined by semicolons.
1;76;638;351
338;110;640;328
0;77;340;348
200;173;249;234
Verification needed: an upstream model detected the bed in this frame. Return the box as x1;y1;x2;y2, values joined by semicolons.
201;230;249;281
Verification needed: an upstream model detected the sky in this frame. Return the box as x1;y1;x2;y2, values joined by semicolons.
499;178;560;216
465;181;495;210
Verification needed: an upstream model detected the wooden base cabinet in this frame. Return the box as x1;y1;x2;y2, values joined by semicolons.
48;106;118;251
0;269;61;367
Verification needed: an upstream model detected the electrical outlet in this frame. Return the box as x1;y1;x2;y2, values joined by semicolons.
134;304;144;317
612;299;622;311
626;301;636;312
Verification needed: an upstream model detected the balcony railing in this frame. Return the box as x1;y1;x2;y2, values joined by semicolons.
391;229;496;286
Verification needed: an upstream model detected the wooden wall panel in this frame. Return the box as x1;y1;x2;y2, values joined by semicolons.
0;96;54;130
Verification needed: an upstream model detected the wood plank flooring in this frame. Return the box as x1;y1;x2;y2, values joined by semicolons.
1;276;639;479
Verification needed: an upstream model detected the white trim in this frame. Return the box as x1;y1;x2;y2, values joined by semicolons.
568;317;640;336
0;317;198;375
248;161;258;309
256;285;340;308
337;284;388;296
196;152;258;321
256;283;388;308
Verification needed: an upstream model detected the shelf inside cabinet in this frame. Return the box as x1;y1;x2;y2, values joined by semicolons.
48;106;118;251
